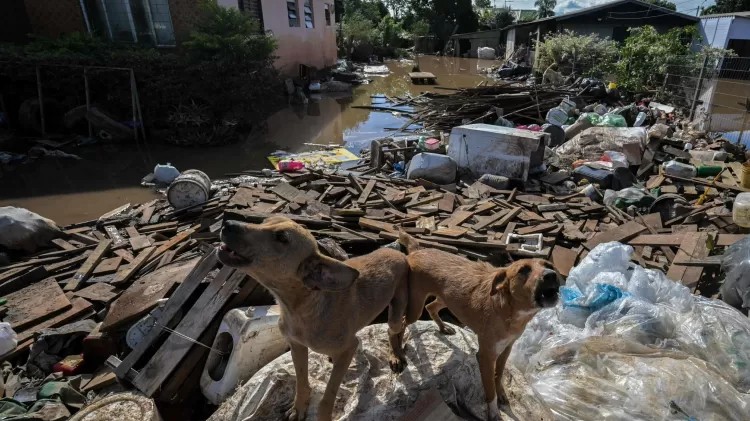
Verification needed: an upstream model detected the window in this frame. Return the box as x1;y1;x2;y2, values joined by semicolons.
287;0;298;27
80;0;175;46
324;3;331;26
303;0;313;28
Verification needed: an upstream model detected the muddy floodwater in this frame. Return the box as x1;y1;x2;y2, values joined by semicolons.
0;57;495;225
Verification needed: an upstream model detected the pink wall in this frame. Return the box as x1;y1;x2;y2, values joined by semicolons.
261;0;338;75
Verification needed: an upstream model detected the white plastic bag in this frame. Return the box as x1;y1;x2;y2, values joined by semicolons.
511;241;750;420
0;322;18;356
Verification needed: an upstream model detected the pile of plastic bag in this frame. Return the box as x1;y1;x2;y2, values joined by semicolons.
509;242;750;420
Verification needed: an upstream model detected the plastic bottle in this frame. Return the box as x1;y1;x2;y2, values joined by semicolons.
696;164;724;177
277;160;305;172
733;192;750;228
662;160;697;178
634;112;647;127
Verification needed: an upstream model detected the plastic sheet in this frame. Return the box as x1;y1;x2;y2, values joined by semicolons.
510;242;750;420
555;127;646;163
721;235;750;312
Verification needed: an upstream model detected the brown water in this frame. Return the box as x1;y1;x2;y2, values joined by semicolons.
0;57;494;225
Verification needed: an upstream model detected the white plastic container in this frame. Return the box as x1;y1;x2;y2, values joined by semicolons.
559;97;576;114
733;192;750;228
477;47;496;59
406;152;457;185
153;163;180;184
200;306;288;405
545;107;569;127
662;160;697;178
447;124;546;181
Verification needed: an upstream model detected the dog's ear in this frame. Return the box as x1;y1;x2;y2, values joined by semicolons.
490;269;509;296
299;254;359;291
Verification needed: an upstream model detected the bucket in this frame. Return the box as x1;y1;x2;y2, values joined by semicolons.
166;169;211;210
742;162;750;189
69;392;161;421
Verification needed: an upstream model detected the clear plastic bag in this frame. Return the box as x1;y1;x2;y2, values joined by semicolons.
510;241;750;420
721;235;750;312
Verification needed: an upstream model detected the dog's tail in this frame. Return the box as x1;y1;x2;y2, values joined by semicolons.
398;231;421;254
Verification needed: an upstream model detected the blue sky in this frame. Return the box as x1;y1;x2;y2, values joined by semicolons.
486;0;714;16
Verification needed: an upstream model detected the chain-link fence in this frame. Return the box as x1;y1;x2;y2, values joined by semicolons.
660;55;750;136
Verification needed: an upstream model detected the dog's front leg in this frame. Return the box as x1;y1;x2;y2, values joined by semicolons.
477;344;500;421
317;340;358;421
286;341;311;421
494;340;515;406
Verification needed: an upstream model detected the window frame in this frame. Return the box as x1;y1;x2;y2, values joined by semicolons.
79;0;176;47
324;3;331;26
287;0;299;28
303;0;314;29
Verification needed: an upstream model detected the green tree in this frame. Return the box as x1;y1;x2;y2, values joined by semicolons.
383;0;410;19
379;15;403;47
537;30;618;77
616;25;694;91
495;7;515;28
535;0;556;18
411;20;430;36
475;0;492;8
702;0;750;14
643;0;677;10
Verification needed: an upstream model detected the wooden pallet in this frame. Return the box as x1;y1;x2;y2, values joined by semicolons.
409;72;436;84
106;250;258;398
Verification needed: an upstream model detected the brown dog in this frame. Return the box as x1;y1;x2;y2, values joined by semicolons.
219;217;409;421
400;234;561;420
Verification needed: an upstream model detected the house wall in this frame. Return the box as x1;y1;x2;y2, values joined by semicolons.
728;17;750;41
701;16;733;48
260;0;337;75
23;0;86;38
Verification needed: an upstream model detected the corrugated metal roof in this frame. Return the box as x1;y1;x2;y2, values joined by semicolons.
701;11;750;19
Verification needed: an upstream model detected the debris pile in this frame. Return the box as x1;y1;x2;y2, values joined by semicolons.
2;79;750;419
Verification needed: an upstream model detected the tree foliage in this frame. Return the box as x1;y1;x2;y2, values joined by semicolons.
702;0;750;15
536;30;618;78
643;0;677;10
183;0;276;64
474;0;492;8
535;0;556;18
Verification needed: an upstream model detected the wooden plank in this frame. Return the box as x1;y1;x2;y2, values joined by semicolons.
146;227;197;264
51;238;77;251
114;249;135;263
113;252;218;380
271;182;306;204
517;222;558;235
69;232;99;245
132;268;247;396
357;179;377;205
82;368;117;393
111;246;156;286
5;279;71;331
125;226;140;239
584;220;646;250
65;240;112;291
628;233;743;247
432;228;468;238
129;235;152;252
104;225;128;249
440;210;473;228
43;252;90;274
74;283;119;304
139;200;157;225
93;256;123;275
492;207;522;230
417;235;507;249
359;218;396;233
0;266;49;296
551;246;578;277
666;232;711;289
15;297;93;344
437;193;456;213
471;209;509;232
103;257;200;332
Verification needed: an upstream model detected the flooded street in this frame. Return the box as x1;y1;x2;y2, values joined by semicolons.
0;57;494;225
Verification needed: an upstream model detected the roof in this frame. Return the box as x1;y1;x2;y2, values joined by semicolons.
503;0;699;30
700;11;750;19
450;29;502;39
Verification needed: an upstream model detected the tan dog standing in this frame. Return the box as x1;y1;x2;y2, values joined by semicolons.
400;234;561;420
219;217;409;421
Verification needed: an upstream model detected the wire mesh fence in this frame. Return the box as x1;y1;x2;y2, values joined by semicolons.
660;55;750;135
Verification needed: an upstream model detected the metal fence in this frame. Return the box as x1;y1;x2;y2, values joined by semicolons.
660;55;750;136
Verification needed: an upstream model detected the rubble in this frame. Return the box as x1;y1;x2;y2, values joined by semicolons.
2;76;750;419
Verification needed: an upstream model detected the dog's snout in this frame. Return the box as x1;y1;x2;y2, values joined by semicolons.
542;269;559;285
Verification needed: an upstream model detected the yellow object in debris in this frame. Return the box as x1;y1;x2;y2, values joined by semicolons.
267;148;359;170
608;82;618;90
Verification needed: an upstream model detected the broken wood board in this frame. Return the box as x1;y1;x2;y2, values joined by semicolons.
666;232;712;290
93;256;123;275
628;233;743;247
584;219;648;250
131;268;249;396
65;240;112;291
4;279;72;331
111;246;156;286
74;283;120;305
551;246;578;277
110;252;219;380
102;256;200;332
